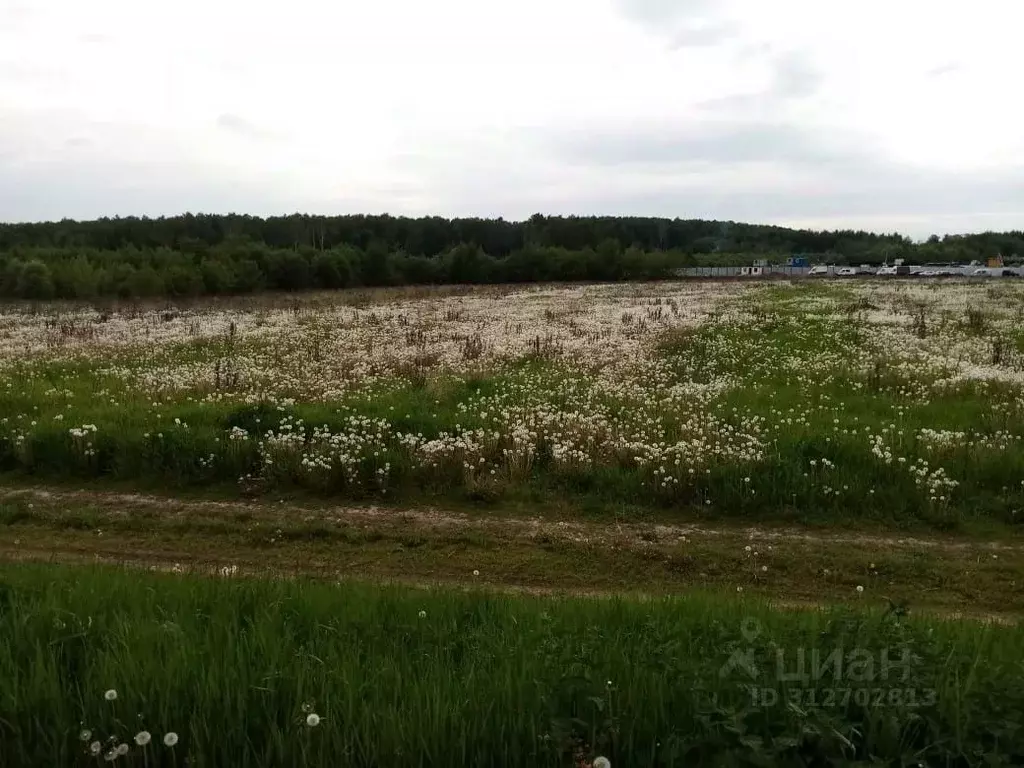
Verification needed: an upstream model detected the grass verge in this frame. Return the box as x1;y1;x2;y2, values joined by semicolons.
1;563;1023;767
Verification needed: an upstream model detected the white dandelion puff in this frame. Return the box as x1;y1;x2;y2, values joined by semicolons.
593;757;612;768
306;713;321;727
104;689;117;701
163;732;179;747
135;731;152;746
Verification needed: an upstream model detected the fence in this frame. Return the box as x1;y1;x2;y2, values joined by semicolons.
674;266;812;278
673;266;1023;279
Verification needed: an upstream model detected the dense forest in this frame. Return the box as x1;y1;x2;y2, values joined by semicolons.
1;213;1022;300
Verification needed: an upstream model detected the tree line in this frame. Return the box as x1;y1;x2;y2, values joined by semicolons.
0;241;683;300
0;213;1022;300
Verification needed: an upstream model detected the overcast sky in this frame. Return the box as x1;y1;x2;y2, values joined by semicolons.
1;0;1022;237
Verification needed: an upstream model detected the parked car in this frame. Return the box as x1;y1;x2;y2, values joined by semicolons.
876;266;897;276
836;267;857;276
808;266;829;276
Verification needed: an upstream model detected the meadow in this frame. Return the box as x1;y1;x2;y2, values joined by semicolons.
2;278;1024;765
1;563;1023;767
3;279;1024;526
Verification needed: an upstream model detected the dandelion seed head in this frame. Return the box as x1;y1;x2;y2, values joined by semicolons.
163;732;179;747
104;689;117;701
306;713;321;727
134;731;151;746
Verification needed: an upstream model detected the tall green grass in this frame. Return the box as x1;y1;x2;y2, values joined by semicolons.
0;565;1022;766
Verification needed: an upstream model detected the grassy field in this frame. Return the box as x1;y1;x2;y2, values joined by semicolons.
3;280;1024;527
2;279;1024;764
2;563;1023;768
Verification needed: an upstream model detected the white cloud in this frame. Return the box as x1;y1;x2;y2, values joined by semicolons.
0;0;1022;236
